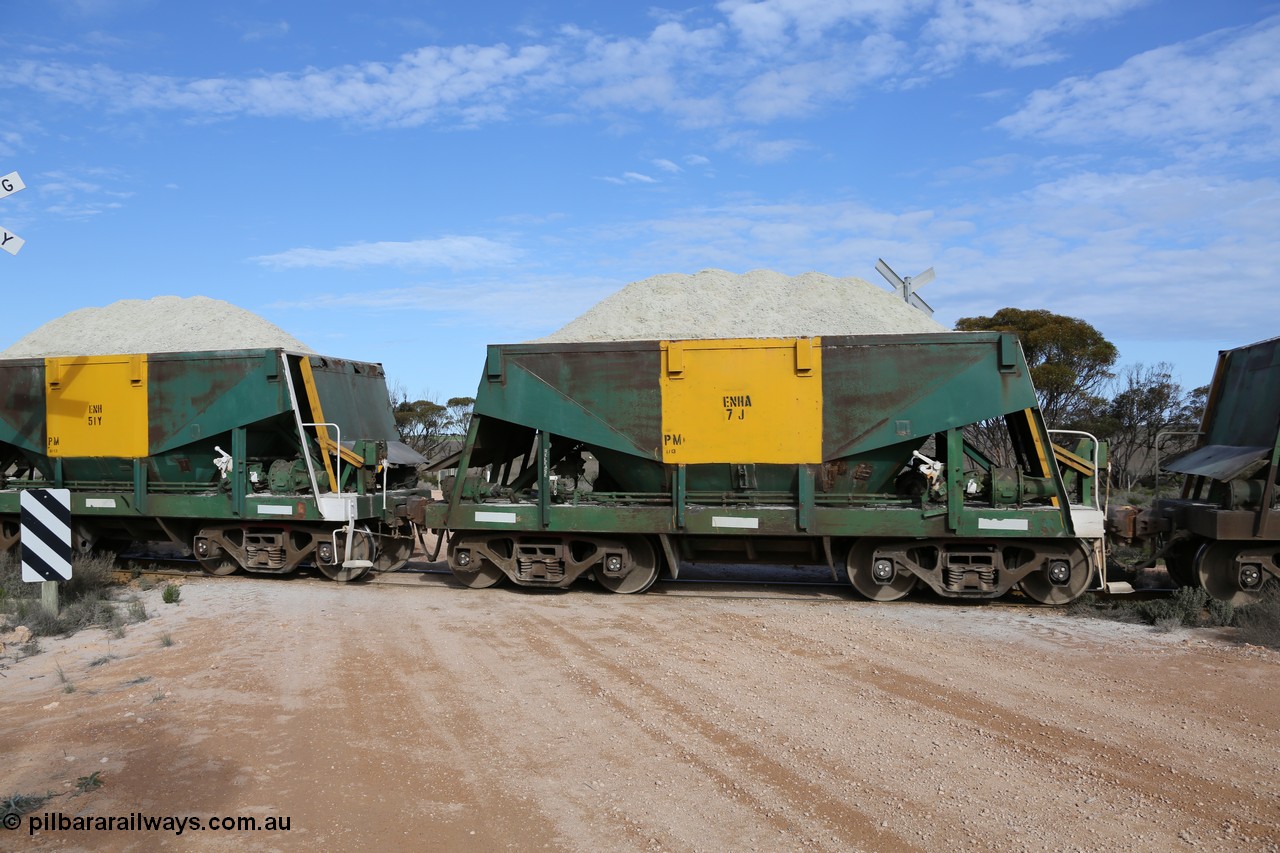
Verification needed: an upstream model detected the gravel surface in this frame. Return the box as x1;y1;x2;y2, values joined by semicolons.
2;562;1276;852
1;296;313;357
535;269;946;342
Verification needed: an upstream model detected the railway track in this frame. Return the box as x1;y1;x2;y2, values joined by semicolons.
108;553;1175;604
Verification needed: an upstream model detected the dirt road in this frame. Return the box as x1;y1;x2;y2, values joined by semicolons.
2;568;1277;852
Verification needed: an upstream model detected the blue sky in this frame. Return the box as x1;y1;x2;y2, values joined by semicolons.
2;1;1276;402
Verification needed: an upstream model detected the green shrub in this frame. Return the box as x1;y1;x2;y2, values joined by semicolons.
1;550;123;640
25;607;70;638
2;791;53;819
1205;597;1235;627
62;553;116;600
1235;584;1280;649
74;772;102;794
127;599;148;623
0;555;25;605
1134;586;1209;627
161;583;181;605
62;593;121;632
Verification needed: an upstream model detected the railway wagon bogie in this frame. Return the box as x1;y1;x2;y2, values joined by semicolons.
447;530;662;593
0;348;426;581
421;333;1108;604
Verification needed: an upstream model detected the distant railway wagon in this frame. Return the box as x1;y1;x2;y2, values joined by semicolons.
413;332;1109;604
0;348;424;581
1126;335;1280;605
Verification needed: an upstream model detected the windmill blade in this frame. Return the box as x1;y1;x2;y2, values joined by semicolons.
875;258;904;291
910;267;935;289
908;292;935;317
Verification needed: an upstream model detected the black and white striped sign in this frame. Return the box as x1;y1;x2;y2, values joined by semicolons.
21;489;72;582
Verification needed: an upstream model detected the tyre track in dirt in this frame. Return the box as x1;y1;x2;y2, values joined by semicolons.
4;577;1277;852
720;605;1280;846
510;608;920;852
395;594;804;852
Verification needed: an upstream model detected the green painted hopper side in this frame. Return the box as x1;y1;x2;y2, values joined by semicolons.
1166;336;1280;481
1203;336;1280;450
820;333;1037;459
476;342;662;460
474;332;1037;465
0;358;46;455
302;354;400;444
147;350;293;454
0;349;401;488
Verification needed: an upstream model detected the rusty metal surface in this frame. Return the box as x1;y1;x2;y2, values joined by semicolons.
820;332;1038;460
1163;443;1271;480
1200;336;1280;449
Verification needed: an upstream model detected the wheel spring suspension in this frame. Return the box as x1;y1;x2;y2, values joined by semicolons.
245;534;286;569
943;553;997;592
515;544;564;582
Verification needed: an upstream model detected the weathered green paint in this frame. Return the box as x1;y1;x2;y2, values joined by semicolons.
0;348;418;557
820;333;1038;461
475;342;662;461
0;358;46;456
438;332;1094;558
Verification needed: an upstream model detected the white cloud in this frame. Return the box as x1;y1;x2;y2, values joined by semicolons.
0;44;553;127
269;273;619;336
239;20;290;43
921;0;1147;69
932;169;1280;344
32;166;133;221
561;166;1277;347
998;17;1280;159
715;131;807;163
0;1;1157;133
717;0;925;54
251;236;520;270
601;171;659;184
653;158;681;172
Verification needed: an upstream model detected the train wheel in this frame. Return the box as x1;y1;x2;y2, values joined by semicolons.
1195;542;1264;606
1018;547;1092;605
846;540;917;601
373;534;414;573
320;528;374;582
196;555;240;576
193;534;240;576
451;561;505;589
0;519;19;555
449;536;505;588
595;536;659;594
1164;539;1200;588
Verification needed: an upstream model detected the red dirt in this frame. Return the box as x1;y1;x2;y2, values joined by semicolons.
1;567;1277;852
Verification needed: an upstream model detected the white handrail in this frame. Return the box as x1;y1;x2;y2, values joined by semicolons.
301;421;342;493
1048;429;1103;510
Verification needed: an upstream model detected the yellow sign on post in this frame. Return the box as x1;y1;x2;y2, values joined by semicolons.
45;354;149;457
659;338;823;464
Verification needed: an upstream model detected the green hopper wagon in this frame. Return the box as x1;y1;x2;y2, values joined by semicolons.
416;332;1107;604
0;348;424;580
